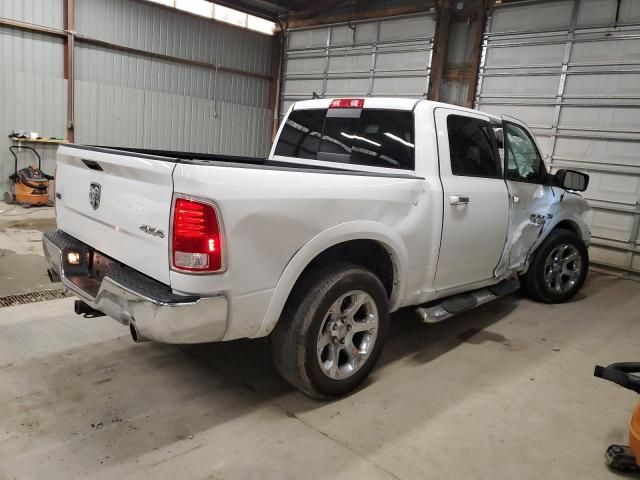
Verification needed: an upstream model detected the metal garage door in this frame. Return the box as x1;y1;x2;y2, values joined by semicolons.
475;0;640;279
280;13;436;118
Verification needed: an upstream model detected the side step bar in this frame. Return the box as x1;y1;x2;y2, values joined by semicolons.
416;276;520;324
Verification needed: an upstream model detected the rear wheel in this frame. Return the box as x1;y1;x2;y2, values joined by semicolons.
3;192;15;205
522;229;588;303
271;262;389;399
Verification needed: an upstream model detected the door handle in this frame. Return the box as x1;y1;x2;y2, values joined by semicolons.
449;195;470;205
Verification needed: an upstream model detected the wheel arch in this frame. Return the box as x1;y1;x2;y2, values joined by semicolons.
251;221;409;338
553;219;582;236
521;223;590;303
523;215;589;273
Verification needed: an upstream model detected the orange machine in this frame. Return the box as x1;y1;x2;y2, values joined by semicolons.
4;146;54;208
594;363;640;473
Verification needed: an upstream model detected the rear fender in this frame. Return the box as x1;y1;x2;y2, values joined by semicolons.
250;221;409;338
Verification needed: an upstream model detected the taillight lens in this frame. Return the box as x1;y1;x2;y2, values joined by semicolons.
172;197;223;272
329;98;364;109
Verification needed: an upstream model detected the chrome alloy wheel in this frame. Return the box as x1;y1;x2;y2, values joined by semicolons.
316;290;379;380
544;243;582;294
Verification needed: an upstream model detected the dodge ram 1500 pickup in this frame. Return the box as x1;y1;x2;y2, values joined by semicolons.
43;98;591;398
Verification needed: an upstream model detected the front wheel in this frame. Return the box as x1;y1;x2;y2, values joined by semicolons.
522;228;589;303
271;262;389;399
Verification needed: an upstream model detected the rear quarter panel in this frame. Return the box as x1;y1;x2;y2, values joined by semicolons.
171;164;431;340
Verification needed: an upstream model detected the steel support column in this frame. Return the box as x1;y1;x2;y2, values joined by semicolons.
63;0;75;142
466;6;486;107
473;13;491;109
428;0;487;108
268;30;284;139
428;0;451;102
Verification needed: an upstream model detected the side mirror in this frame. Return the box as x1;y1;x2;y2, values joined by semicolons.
554;169;589;192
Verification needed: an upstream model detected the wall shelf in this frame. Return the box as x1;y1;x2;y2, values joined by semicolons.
10;137;69;144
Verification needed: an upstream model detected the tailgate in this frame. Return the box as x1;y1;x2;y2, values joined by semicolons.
55;145;176;285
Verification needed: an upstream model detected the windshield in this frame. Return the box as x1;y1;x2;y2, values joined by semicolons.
274;108;415;170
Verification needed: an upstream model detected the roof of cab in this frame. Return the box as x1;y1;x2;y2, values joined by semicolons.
293;97;419;111
292;97;502;122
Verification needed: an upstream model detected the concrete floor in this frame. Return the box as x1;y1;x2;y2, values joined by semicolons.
0;201;57;295
0;203;639;479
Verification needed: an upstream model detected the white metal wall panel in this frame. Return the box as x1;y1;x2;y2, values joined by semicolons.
0;27;66;194
0;0;274;197
0;0;64;29
75;0;272;77
280;13;436;118
0;0;64;193
72;0;273;157
476;0;640;278
74;41;271;157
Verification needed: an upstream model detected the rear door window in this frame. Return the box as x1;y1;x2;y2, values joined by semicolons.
447;114;501;178
274;108;415;170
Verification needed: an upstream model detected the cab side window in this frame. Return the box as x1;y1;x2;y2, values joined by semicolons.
447;115;501;178
504;122;546;183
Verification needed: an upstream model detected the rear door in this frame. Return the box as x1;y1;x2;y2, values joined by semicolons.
434;108;510;290
55;145;176;284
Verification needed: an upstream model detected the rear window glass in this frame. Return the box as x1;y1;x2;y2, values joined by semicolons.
274;108;415;170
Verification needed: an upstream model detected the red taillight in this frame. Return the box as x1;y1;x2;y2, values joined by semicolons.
329;98;364;109
172;197;223;272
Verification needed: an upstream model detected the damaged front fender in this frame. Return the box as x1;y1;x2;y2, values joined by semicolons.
496;184;590;277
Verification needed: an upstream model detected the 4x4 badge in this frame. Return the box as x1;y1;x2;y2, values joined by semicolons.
139;225;166;239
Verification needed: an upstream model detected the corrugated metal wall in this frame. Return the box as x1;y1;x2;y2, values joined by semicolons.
74;0;273;156
476;0;640;278
1;0;274;196
280;13;436;118
0;0;66;194
0;0;63;29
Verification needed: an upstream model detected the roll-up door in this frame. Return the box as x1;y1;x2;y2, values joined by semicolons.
476;0;640;278
280;13;436;119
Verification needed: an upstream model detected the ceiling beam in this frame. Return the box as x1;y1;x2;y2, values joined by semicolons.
293;0;351;18
206;0;278;20
259;0;300;11
287;3;437;28
236;0;299;13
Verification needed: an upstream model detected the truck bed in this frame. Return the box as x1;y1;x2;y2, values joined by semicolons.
72;144;419;179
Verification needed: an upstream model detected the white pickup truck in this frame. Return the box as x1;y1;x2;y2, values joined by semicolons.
43;98;591;398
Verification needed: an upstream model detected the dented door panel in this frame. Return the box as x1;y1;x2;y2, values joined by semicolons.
498;182;559;274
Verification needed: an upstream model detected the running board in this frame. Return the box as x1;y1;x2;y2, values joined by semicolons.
416;276;520;324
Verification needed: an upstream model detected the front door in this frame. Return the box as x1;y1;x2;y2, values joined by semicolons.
495;115;555;274
434;108;510;291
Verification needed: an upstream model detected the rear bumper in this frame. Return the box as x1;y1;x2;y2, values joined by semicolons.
42;229;228;344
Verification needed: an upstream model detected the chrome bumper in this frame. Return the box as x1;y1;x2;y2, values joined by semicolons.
42;230;228;344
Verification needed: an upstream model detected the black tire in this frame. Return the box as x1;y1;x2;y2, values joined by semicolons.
3;191;15;205
522;228;589;303
271;262;389;399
